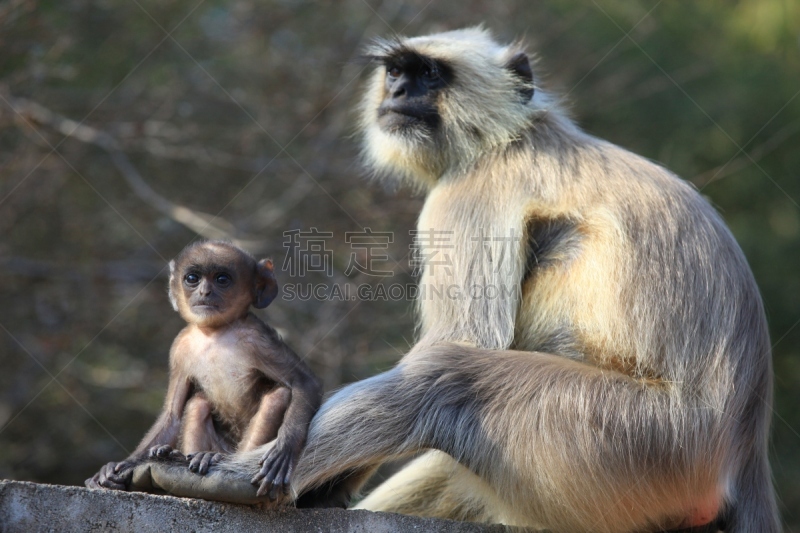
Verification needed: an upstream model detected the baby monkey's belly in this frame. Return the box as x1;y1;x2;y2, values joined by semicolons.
195;372;274;442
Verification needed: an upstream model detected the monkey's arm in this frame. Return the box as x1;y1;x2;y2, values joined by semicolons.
130;372;193;458
85;371;192;490
274;342;730;530
248;326;323;498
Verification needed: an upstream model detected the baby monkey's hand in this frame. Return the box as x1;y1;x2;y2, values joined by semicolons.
186;451;224;475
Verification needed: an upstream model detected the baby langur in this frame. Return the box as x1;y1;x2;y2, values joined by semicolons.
86;240;321;499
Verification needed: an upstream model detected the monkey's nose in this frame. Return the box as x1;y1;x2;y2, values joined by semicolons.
198;281;212;296
390;76;412;99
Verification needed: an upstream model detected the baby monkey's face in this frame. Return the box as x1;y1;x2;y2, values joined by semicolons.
180;261;251;325
169;242;259;329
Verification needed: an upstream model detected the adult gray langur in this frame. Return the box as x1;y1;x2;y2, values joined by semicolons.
105;27;779;533
246;26;779;532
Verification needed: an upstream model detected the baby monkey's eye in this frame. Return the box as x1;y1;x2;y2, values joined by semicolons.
387;66;401;78
184;273;200;285
215;273;232;286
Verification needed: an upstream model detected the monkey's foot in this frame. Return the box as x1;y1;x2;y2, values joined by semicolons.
147;445;186;462
85;460;135;491
186;451;224;475
252;444;295;501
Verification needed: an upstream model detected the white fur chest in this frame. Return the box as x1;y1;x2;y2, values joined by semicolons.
180;329;257;424
416;179;529;349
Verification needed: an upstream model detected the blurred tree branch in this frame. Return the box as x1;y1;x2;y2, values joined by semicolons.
1;256;164;282
4;92;270;251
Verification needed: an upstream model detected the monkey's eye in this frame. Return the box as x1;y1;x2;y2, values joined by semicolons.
387;66;401;78
215;273;232;287
421;65;440;79
184;273;200;285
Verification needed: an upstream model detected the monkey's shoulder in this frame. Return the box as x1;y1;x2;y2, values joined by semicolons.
240;313;288;348
549;138;736;253
234;315;306;368
582;139;714;212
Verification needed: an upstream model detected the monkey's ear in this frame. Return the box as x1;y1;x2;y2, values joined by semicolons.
167;260;179;312
506;52;534;102
254;259;279;309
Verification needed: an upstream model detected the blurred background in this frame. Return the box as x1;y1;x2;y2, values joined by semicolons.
1;0;799;528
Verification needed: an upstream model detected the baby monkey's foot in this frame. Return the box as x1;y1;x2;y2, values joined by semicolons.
147;445;186;462
85;460;135;491
186;451;224;475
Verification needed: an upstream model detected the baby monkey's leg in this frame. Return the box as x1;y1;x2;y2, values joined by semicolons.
239;386;291;451
180;392;229;474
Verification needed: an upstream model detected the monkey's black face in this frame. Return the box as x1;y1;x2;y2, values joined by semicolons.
377;52;451;133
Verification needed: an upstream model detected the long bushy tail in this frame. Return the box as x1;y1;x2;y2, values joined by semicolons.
723;447;780;533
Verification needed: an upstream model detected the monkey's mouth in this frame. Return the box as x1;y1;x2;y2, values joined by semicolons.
192;303;220;313
377;104;437;131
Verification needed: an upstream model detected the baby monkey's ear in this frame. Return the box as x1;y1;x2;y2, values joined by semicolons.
167;259;180;312
254;258;279;309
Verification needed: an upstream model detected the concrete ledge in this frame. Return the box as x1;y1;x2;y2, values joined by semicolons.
0;480;520;532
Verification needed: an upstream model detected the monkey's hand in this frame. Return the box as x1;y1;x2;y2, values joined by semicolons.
251;441;298;501
84;460;135;491
147;444;187;462
186;451;225;475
